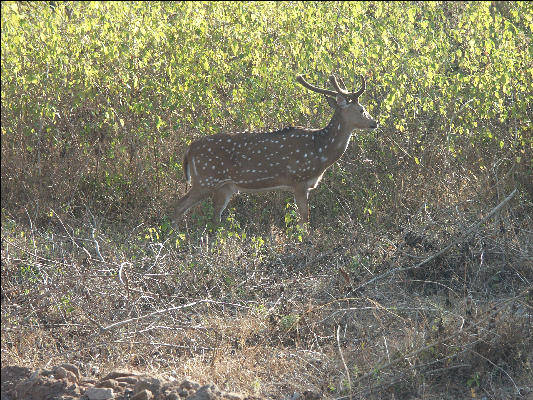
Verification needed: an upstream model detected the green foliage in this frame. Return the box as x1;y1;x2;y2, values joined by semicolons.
279;313;300;333
58;293;75;314
18;263;41;284
250;235;265;259
218;208;245;239
1;1;531;225
349;255;372;274
467;372;480;388
284;201;306;242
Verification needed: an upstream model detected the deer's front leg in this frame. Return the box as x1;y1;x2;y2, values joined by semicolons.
293;185;310;223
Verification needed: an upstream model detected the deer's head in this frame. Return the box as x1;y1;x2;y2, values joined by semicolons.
296;74;378;130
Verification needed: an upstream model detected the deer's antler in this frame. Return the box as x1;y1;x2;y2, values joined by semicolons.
352;75;366;102
296;75;340;98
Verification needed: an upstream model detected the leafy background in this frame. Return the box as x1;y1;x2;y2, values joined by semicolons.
2;1;530;222
1;2;532;399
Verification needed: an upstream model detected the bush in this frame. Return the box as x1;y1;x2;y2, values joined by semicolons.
1;1;530;225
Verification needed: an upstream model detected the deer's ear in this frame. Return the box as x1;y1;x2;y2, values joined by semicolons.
325;95;337;109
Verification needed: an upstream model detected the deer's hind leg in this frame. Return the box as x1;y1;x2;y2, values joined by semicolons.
171;186;211;224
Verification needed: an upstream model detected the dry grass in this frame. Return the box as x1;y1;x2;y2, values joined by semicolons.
2;173;532;399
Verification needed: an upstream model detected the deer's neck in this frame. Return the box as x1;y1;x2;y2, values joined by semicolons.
315;111;355;166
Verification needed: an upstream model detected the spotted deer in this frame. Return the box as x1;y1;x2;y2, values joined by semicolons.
172;73;378;225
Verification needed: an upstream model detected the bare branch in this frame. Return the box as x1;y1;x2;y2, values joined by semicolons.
352;188;518;293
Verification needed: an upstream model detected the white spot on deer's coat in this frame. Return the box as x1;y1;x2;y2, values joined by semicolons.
337;124;341;130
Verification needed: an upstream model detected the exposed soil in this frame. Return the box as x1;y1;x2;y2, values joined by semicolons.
1;364;320;400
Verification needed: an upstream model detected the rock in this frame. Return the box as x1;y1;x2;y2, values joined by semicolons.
52;366;68;379
1;365;269;400
134;377;162;396
187;383;221;400
1;366;32;394
158;380;187;400
85;387;114;400
29;369;43;380
100;370;138;381
303;390;322;400
131;388;153;400
115;376;139;385
285;391;322;400
224;392;245;400
52;366;78;383
95;379;119;389
10;369;81;400
179;379;201;391
39;369;54;377
59;363;81;381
